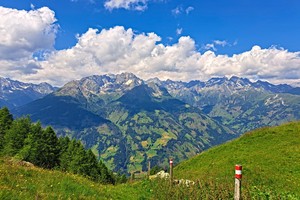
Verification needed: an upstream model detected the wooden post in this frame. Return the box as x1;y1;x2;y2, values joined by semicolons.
130;172;134;182
234;165;242;200
169;159;173;186
148;160;151;179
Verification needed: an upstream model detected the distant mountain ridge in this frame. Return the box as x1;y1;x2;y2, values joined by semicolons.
160;76;300;133
160;76;300;95
4;73;300;172
0;77;57;109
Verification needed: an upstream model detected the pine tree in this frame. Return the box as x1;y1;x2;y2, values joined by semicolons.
4;117;31;156
19;124;60;169
83;149;101;181
59;139;80;172
98;160;114;184
112;171;127;184
37;126;60;168
0;110;116;185
17;122;43;164
58;136;71;170
58;138;114;184
0;107;13;150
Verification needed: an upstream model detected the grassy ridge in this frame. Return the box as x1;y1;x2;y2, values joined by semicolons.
174;121;300;196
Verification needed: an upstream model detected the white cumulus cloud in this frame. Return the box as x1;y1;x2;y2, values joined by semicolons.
176;28;183;35
172;5;194;16
0;7;299;87
185;6;194;14
0;6;58;80
203;40;230;51
20;26;299;87
104;0;148;11
0;6;57;60
172;6;182;16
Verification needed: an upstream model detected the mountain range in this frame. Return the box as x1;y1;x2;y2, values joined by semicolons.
160;76;300;134
0;77;57;109
2;73;300;172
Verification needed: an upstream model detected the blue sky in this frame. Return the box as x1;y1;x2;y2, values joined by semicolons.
0;0;300;86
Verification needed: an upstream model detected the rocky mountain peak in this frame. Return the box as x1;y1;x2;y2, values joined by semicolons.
146;77;162;86
185;80;205;88
54;73;145;107
228;76;252;87
114;72;143;87
205;77;228;87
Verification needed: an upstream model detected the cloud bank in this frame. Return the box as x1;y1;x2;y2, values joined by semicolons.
0;7;299;87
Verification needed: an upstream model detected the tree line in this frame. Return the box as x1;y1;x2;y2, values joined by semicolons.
0;107;126;184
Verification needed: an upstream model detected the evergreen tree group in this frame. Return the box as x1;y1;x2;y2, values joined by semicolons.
0;107;126;184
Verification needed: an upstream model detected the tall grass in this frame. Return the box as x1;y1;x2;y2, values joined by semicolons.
142;177;300;200
0;157;150;200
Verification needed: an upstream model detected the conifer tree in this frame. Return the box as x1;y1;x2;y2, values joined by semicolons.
0;107;13;150
17;122;43;165
19;124;60;169
81;149;101;181
59;139;79;172
58;136;71;167
0;110;117;184
59;138;114;184
58;136;71;166
98;159;114;184
40;127;59;168
69;141;86;175
4;116;31;156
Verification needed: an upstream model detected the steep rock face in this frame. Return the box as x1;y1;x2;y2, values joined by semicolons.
54;73;144;113
56;73;143;99
0;77;56;109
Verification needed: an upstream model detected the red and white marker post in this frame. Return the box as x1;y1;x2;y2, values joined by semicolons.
169;159;173;186
234;165;242;200
235;165;242;179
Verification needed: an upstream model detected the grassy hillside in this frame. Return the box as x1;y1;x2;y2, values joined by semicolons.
174;121;300;196
0;156;242;199
0;157;151;200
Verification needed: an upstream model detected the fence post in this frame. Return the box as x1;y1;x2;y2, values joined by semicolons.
148;160;151;179
169;159;173;186
130;172;134;182
234;165;242;200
